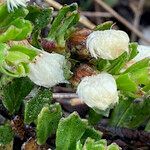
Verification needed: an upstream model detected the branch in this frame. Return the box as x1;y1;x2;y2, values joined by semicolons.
53;11;112;18
53;93;78;99
130;0;145;41
94;0;150;44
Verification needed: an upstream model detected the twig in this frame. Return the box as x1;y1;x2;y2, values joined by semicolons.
94;0;150;44
130;0;145;41
94;1;102;24
53;93;84;106
81;11;112;17
46;0;61;9
53;93;78;99
53;11;112;18
45;0;95;29
97;125;150;148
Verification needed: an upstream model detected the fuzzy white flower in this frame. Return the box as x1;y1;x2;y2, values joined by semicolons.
6;0;29;11
86;30;129;60
28;51;69;88
77;72;119;111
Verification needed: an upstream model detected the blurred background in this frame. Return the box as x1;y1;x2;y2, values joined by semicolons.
32;0;150;45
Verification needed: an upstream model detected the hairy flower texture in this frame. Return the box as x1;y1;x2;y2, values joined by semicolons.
124;45;150;69
28;51;69;88
77;72;119;111
6;0;29;11
86;30;129;60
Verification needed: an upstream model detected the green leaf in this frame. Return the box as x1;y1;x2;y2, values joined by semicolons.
0;124;14;145
128;42;138;61
56;112;88;150
88;109;102;125
94;21;114;31
109;96;132;126
116;63;150;94
130;67;149;85
0;5;28;28
0;25;22;42
24;88;52;124
107;52;128;75
56;12;79;47
95;139;107;146
124;58;150;73
0;5;32;42
107;143;121;150
0;4;9;23
0;75;14;88
110;95;150;129
81;138;120;150
76;138;121;150
0;18;33;42
1;77;33;114
26;5;53;48
95;52;129;74
142;83;150;92
48;3;78;39
76;141;83;150
26;6;52;30
5;51;30;65
0;43;33;77
81;126;102;143
9;45;38;60
95;46;140;75
36;103;62;145
116;73;138;93
9;18;33;40
83;138;105;150
94;59;110;71
116;58;150;96
47;3;79;48
0;43;8;66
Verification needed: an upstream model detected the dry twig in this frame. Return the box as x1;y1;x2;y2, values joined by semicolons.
130;0;145;41
94;0;150;44
53;11;112;18
81;11;112;17
94;1;102;24
97;125;150;148
53;93;78;99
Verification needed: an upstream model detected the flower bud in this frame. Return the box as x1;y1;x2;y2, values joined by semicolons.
77;72;119;111
70;64;96;86
28;51;70;88
86;30;129;60
6;0;29;11
69;28;91;45
67;28;91;59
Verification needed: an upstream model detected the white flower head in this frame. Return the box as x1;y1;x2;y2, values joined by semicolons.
6;0;29;11
77;72;119;111
86;30;129;60
28;51;69;88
